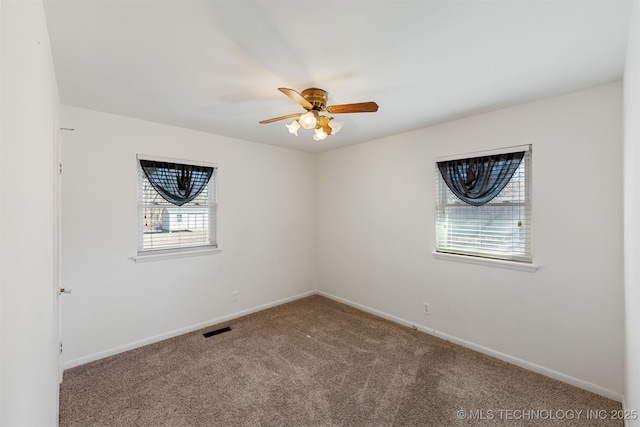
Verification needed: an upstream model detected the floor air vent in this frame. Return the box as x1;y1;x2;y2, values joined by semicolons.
203;326;231;338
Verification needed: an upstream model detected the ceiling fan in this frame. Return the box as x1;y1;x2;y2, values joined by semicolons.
259;88;379;141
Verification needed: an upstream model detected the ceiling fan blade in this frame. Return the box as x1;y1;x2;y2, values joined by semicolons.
259;113;301;124
278;88;313;110
326;102;379;114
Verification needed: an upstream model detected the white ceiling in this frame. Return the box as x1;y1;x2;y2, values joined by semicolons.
43;0;632;154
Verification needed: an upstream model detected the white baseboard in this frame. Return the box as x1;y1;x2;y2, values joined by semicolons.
63;290;316;370
316;291;436;335
64;289;625;403
318;291;624;403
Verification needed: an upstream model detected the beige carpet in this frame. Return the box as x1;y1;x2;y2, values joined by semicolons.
60;295;622;426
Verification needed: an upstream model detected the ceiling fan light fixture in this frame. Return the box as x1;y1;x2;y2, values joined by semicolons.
299;111;318;130
313;127;328;141
259;87;378;142
328;118;343;134
286;119;300;136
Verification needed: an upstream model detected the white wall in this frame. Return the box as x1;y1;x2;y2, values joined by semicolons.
624;0;640;422
317;82;624;399
1;0;60;425
60;106;317;367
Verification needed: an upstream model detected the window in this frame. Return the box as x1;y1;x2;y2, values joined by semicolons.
137;156;217;255
435;146;532;263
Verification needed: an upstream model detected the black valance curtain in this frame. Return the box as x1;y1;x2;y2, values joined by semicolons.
140;160;213;207
437;151;525;206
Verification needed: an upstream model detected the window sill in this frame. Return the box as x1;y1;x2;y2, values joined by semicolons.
432;251;539;272
132;246;221;263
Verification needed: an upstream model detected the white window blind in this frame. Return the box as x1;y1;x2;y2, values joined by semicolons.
137;158;217;254
435;148;532;263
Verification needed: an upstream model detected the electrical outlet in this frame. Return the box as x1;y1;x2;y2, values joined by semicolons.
423;302;430;315
232;291;238;302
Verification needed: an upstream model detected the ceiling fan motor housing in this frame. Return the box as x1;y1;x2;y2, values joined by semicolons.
301;88;328;111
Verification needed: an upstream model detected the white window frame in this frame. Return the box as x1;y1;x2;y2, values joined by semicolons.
433;145;538;272
133;155;220;263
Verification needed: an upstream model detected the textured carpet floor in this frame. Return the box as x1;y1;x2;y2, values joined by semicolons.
60;295;622;426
